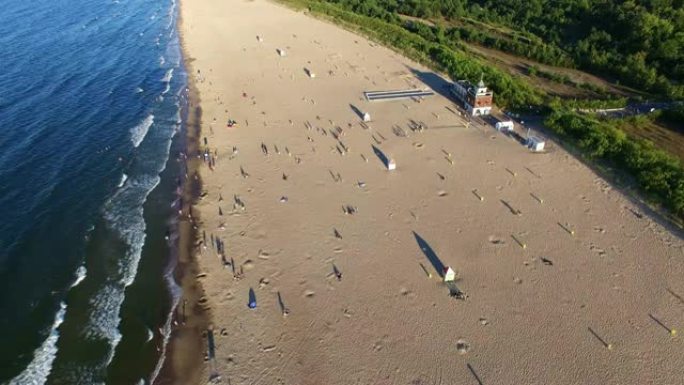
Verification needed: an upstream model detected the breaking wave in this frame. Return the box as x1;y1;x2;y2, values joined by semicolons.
8;302;67;385
83;173;161;365
130;114;154;148
71;265;87;289
161;68;173;83
118;173;128;188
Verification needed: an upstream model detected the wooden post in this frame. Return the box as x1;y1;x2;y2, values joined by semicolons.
512;234;526;249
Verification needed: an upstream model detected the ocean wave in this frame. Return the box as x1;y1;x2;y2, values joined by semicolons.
61;1;182;379
71;265;87;288
2;0;185;382
83;174;161;366
161;68;173;83
84;284;124;363
118;173;128;188
149;259;181;385
165;0;175;31
130;114;154;148
8;302;67;385
147;307;173;384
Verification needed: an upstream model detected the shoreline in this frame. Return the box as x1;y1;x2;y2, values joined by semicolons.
154;5;210;384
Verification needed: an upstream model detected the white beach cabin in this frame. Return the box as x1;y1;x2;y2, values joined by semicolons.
387;159;396;171
443;266;456;282
495;121;514;132
527;136;545;152
277;48;286;57
362;112;371;122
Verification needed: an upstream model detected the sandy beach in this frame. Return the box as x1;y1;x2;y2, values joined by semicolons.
176;0;684;383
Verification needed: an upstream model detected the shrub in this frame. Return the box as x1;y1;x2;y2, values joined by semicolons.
546;110;684;217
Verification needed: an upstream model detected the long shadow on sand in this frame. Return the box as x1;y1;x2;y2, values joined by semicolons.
371;144;389;168
248;287;257;308
413;231;445;277
350;103;365;120
408;67;454;101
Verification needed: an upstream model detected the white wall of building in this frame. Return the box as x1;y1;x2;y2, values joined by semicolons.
465;103;492;116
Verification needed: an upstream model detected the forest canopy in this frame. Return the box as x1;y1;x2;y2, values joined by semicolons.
324;0;684;99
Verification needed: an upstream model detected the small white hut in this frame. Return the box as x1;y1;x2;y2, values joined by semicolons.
362;112;371;122
443;266;456;282
277;48;286;57
387;159;396;171
495;121;514;132
527;136;545;152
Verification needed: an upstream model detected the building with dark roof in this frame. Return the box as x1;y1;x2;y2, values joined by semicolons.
451;77;493;116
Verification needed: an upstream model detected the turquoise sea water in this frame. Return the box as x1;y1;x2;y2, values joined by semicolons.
0;0;187;383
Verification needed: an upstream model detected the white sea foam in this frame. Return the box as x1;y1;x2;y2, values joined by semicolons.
58;364;102;385
9;0;185;383
84;284;125;362
166;0;175;30
118;173;128;188
86;113;177;369
71;265;87;288
8;302;67;385
130;114;154;148
149;269;181;385
148;310;173;384
161;68;173;83
84;174;162;366
65;0;183;374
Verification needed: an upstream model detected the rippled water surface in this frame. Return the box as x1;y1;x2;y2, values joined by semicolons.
0;0;186;383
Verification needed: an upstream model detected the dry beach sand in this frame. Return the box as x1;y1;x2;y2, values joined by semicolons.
177;0;684;383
